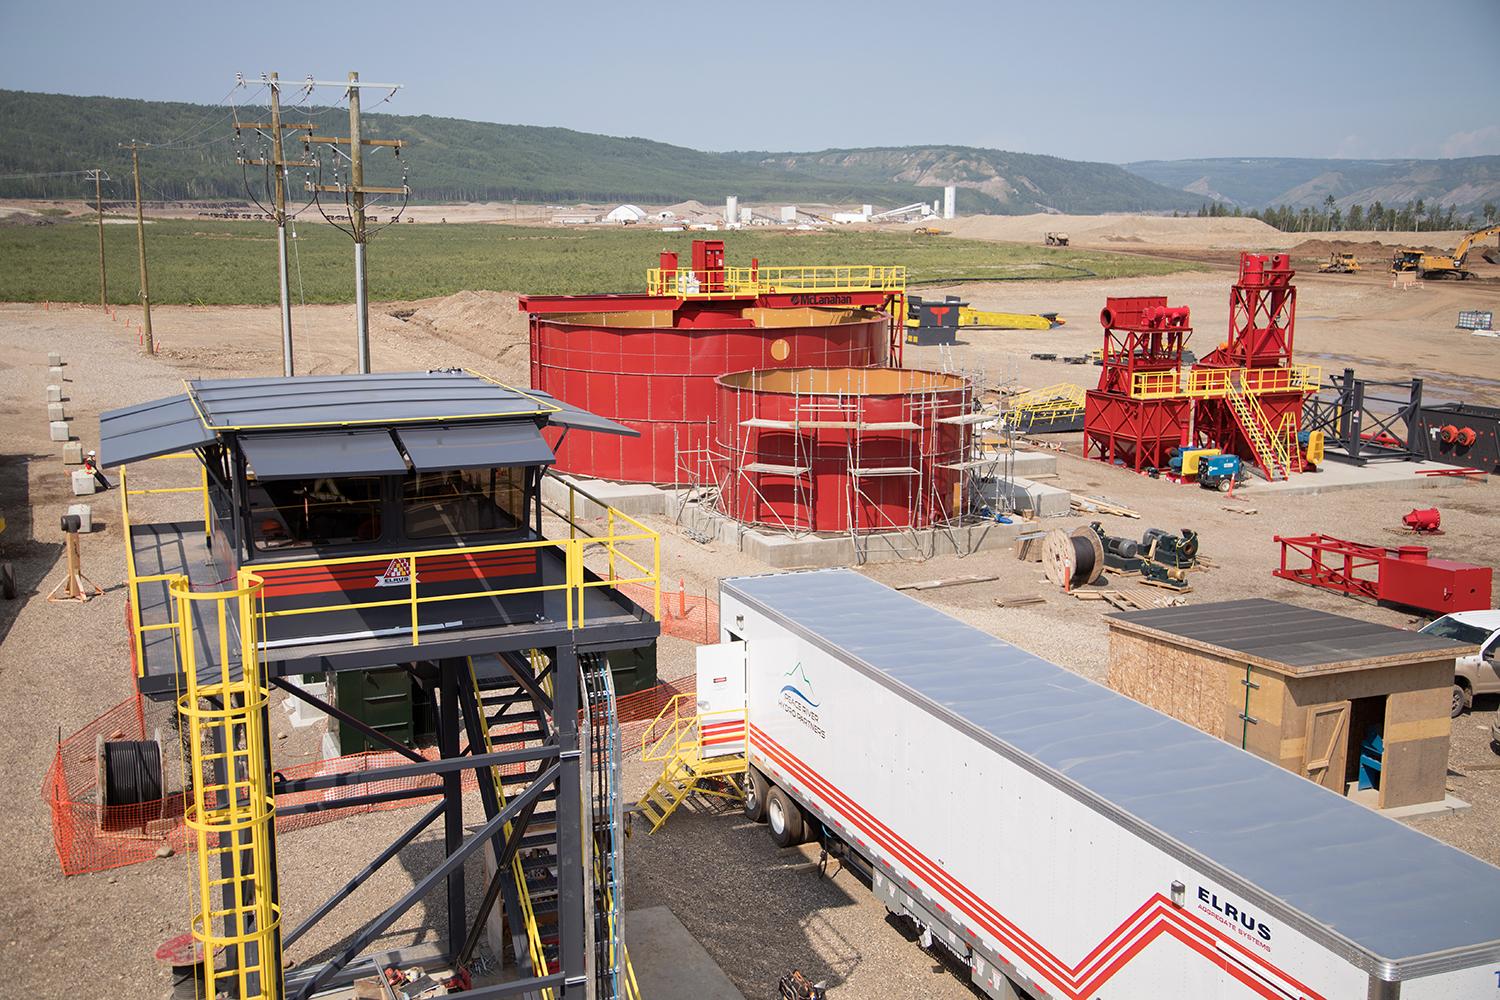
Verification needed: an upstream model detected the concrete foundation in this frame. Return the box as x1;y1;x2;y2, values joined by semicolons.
1252;458;1487;496
977;475;1071;518
625;906;745;1000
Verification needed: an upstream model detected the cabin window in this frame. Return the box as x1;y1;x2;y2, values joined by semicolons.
403;467;526;539
248;477;384;551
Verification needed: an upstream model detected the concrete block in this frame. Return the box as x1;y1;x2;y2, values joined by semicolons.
62;441;83;465
71;469;97;495
49;420;70;442
47;402;65;422
47;365;64;380
977;475;1071;518
540;474;670;520
67;502;93;532
47;351;62;367
46;384;62;403
1007;450;1059;479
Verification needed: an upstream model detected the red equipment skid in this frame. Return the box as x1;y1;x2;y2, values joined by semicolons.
1082;297;1192;471
1273;532;1492;615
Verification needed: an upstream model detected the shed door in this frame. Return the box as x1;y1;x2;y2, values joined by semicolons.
1304;702;1350;792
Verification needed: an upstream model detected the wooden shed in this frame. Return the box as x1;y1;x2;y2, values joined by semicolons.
1106;598;1474;809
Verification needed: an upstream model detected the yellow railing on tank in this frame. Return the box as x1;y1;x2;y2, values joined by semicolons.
120;454;214;677
645;264;906;298
1130;363;1322;400
173;573;281;1000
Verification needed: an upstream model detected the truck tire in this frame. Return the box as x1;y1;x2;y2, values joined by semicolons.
766;786;804;848
743;767;770;823
1452;682;1470;718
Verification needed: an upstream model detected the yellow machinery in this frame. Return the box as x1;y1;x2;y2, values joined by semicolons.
1390;224;1500;280
958;306;1064;331
1045;232;1070;246
1177;448;1221;477
1318;252;1361;274
1009;383;1086;431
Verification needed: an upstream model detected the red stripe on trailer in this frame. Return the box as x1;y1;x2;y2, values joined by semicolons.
750;724;1321;1000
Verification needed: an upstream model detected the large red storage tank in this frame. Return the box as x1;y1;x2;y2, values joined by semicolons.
530;306;889;483
714;367;972;534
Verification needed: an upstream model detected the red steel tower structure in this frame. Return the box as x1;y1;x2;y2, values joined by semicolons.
1082;296;1194;472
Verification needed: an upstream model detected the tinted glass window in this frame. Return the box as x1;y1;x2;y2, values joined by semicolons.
403;467;525;538
1419;617;1493;646
249;477;383;551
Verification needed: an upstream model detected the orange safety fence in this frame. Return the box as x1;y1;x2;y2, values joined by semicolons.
618;580;719;645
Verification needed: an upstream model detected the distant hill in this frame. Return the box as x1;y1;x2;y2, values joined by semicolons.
0;89;1199;214
1124;156;1500;215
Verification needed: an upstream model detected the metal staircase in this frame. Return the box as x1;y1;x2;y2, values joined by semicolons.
1225;370;1299;480
583;654;641;1000
466;652;560;994
636;694;747;834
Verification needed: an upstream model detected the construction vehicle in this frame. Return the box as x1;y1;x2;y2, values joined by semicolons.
702;569;1500;1000
1317;252;1361;274
1390;224;1500;280
1044;231;1069;246
913;226;949;236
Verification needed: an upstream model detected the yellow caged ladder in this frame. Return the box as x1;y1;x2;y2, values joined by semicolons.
174;572;282;1000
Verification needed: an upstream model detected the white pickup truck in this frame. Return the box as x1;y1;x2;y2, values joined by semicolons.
1419;610;1500;717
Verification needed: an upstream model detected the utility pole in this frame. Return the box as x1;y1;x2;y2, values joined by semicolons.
303;73;407;374
86;169;109;307
120;143;153;354
348;71;369;373
236;74;315;376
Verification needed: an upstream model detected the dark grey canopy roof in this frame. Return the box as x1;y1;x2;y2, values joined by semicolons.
397;422;555;471
723;569;1500;972
240;430;408;480
100;370;633;468
97;393;215;467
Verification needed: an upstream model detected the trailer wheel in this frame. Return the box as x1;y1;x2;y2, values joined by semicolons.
766;786;803;848
743;767;770;823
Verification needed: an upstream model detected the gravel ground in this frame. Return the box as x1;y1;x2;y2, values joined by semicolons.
3;297;1498;999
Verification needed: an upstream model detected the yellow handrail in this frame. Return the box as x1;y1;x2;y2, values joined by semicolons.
645;264;906;298
1130;364;1322;400
641;694;747;762
121;454;213;677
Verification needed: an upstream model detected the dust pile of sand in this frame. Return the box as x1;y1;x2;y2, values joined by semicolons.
945;213;1289;249
380;290;530;382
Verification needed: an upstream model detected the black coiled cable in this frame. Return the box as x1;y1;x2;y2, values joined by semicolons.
101;739;164;806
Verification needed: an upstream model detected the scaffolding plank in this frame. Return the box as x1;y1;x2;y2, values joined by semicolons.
937;411;1001;425
849;466;919;477
936;459;998;471
740;418;921;430
743;462;810;476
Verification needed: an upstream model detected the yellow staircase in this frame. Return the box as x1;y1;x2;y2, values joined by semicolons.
637;695;747;834
1224;370;1299;480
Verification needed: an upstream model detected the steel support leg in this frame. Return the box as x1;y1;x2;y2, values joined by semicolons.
553;644;587;997
439;659;467;961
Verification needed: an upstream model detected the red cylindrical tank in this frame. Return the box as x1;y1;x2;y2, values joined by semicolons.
530;306;889;483
714;367;972;534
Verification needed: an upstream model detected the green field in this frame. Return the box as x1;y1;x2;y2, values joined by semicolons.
0;218;1199;305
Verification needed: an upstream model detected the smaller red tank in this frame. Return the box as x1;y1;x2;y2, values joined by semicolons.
714;366;972;534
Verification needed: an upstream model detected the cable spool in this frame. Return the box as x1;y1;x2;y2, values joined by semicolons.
1042;526;1106;590
97;731;165;829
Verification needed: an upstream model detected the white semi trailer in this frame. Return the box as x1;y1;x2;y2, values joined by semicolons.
705;570;1500;1000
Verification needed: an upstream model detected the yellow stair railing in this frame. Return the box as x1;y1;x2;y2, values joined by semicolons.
636;695;747;834
467;657;553;998
1223;371;1295;480
174;572;281;1000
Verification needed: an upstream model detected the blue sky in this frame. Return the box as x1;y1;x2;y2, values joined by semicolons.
2;0;1497;162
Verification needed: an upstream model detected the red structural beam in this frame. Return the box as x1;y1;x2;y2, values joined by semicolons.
517;293;685;314
1273;532;1492;615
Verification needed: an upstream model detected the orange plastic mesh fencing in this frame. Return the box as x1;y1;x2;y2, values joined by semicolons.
615;677;698;760
618;581;719;645
44;697;532;877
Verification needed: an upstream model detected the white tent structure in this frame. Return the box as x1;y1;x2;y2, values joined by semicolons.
605;204;648;224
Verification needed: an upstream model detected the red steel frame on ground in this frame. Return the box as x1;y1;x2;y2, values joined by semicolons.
1273;532;1493;615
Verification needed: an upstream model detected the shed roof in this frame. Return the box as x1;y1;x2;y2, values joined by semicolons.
722;570;1500;972
397;422;554;471
100;370;633;468
1106;598;1473;674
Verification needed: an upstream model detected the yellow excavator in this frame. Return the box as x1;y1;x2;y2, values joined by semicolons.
1390;224;1500;280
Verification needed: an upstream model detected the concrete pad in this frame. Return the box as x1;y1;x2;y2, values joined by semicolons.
542;474;670;519
626;905;745;1000
1252;458;1486;497
1376;794;1471;819
1001;450;1058;479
